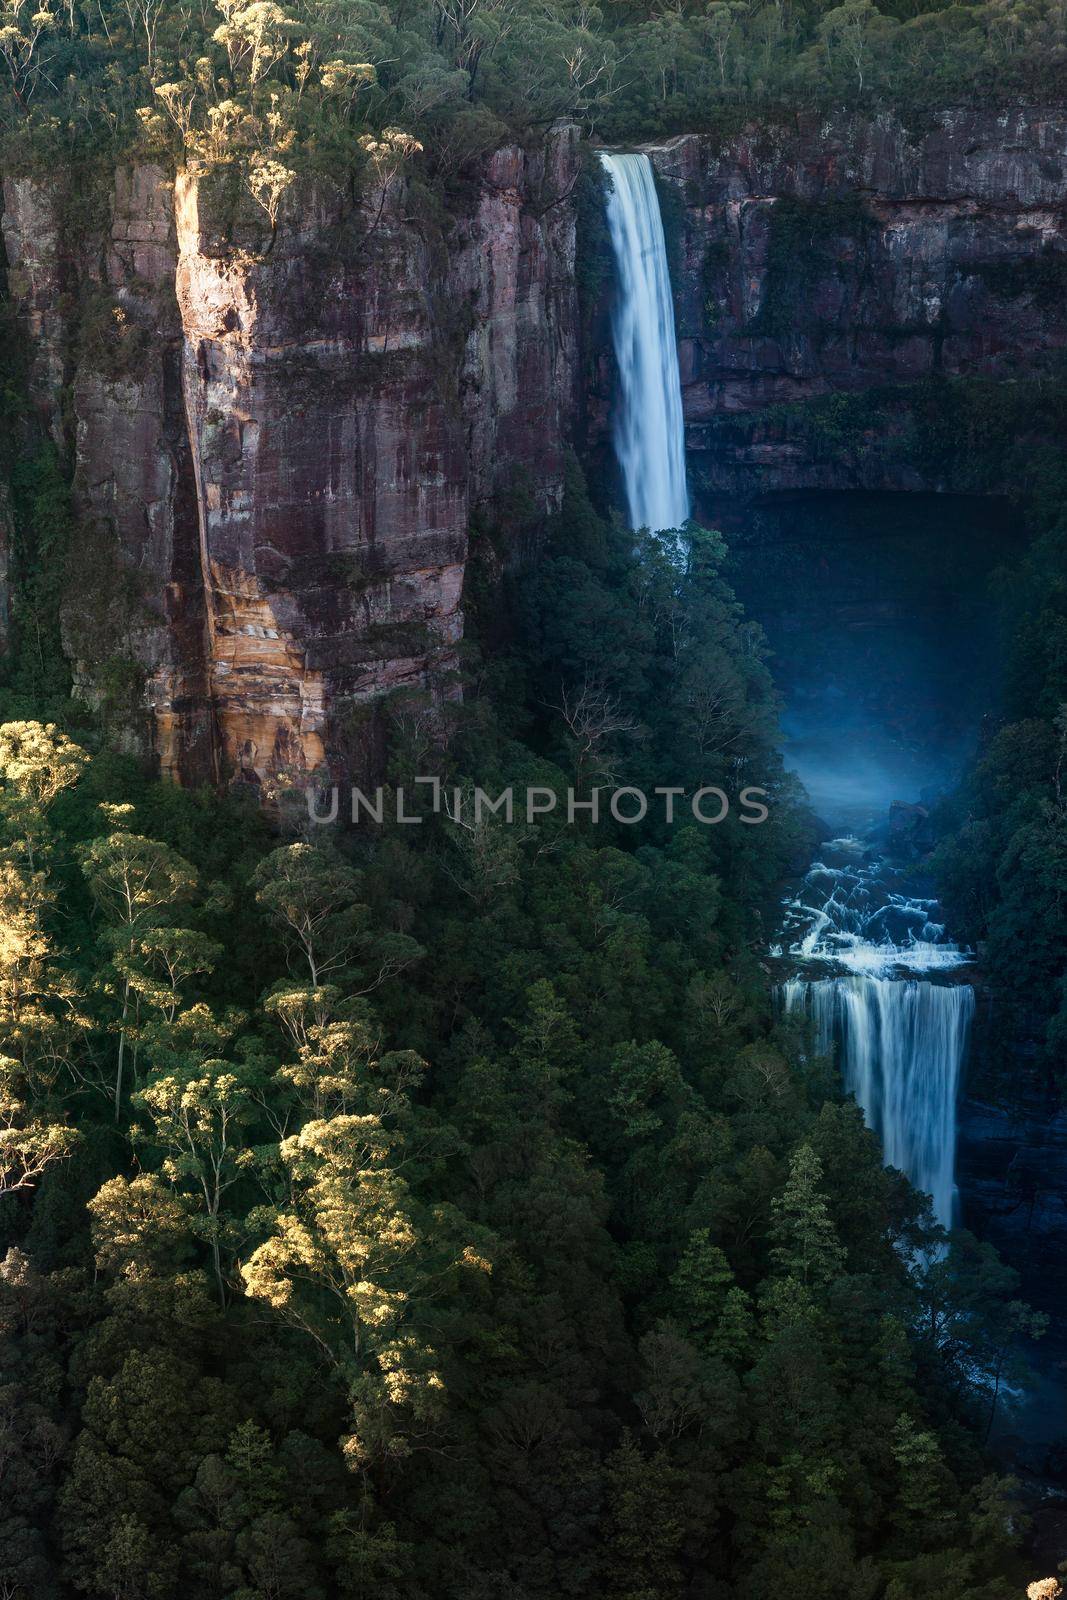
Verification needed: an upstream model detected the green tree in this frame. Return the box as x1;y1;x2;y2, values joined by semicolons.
242;1016;490;1467
253;843;421;991
133;1060;260;1304
770;1143;847;1290
78;811;204;1117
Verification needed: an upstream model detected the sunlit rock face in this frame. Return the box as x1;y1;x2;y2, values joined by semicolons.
172;162;469;792
173;125;578;791
1;126;580;789
589;108;1067;503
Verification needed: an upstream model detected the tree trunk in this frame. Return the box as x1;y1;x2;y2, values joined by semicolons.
115;981;130;1121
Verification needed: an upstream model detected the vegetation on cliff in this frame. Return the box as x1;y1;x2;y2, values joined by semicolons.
1;0;1065;213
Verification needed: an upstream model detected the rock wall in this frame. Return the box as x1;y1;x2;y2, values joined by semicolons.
77;166;212;780
595;108;1067;504
2;165;212;777
1;124;580;789
6;107;1067;782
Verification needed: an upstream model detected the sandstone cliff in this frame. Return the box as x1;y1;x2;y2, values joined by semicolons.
5;107;1067;781
1;125;580;789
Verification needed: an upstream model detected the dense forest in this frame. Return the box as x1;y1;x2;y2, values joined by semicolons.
0;443;1054;1596
920;383;1067;1091
1;0;1066;191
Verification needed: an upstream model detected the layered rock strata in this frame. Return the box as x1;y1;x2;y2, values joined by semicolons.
1;124;580;787
596;108;1067;503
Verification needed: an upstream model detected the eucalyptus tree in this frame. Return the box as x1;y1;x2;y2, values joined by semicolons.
79;808;208;1117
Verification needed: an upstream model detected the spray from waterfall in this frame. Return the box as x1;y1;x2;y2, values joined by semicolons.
599;152;689;534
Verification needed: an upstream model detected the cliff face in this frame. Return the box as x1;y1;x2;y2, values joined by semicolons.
2;164;212;773
5;108;1067;780
1;125;579;789
622;108;1067;503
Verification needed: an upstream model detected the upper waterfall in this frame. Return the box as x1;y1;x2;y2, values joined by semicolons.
599;152;690;534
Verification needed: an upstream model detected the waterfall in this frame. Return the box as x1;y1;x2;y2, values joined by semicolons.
783;975;973;1228
599;152;690;534
778;837;974;1229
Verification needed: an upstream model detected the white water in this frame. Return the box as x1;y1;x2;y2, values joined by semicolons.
599;152;690;534
783;973;973;1228
780;837;974;1228
598;147;970;1232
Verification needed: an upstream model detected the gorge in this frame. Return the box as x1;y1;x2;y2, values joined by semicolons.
3;97;1067;1592
597;141;978;1237
5;0;1067;1580
5;108;1067;791
5;108;1060;1256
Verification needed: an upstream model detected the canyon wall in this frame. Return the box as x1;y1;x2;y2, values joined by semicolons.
4;107;1067;781
618;107;1067;505
1;124;580;789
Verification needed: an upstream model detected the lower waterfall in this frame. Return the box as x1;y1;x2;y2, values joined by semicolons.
783;974;973;1228
778;836;974;1229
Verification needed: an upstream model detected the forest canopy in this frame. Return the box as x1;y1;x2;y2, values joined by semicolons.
0;465;1047;1599
0;0;1065;189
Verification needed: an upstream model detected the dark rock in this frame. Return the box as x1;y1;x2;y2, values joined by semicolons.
592;108;1067;505
2;128;581;790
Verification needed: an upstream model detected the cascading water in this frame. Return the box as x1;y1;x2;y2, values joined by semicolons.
777;837;974;1228
599;152;690;534
598;146;969;1231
